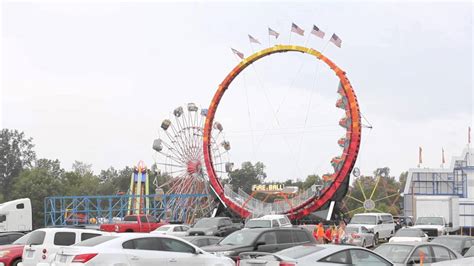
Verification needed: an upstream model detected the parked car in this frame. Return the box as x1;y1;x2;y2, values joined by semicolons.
345;225;375;248
150;224;190;237
389;228;429;243
99;214;166;233
51;233;234;266
393;216;414;231
0;232;31;266
202;227;315;260
431;235;474;256
21;228;106;266
349;213;395;245
244;215;292;229
181;236;222;247
238;244;393;266
187;217;240;237
431;257;474;265
0;233;24;246
374;242;463;265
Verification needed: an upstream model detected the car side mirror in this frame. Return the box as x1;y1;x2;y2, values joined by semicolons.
378;220;383;224
255;241;266;250
194;248;203;255
462;248;469;255
448;222;453;227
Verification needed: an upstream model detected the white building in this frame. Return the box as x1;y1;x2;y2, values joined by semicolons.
403;147;474;234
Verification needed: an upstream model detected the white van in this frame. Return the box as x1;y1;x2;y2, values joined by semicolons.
244;214;292;229
349;213;395;245
20;228;107;266
0;198;32;232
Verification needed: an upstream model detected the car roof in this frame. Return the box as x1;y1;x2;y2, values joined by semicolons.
36;228;104;234
183;236;221;239
243;227;306;233
380;242;450;247
0;232;24;236
434;235;473;239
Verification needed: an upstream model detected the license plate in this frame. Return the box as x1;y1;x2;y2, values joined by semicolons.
26;250;34;258
59;255;68;263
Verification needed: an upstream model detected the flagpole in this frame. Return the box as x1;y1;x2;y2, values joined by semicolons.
289;31;292;45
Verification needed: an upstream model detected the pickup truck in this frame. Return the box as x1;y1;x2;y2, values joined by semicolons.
187;217;241;237
100;214;166;233
412;216;450;238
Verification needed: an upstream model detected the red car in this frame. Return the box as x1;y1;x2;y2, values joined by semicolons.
0;232;31;266
100;214;166;233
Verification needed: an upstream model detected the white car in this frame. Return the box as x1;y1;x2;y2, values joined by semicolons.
20;228;106;266
389;228;429;243
349;213;395;245
238;244;393;266
52;233;235;266
151;224;190;236
244;215;292;229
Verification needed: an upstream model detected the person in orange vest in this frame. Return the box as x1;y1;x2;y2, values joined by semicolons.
313;222;327;244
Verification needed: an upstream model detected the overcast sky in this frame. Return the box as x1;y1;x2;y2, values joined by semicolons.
1;1;473;182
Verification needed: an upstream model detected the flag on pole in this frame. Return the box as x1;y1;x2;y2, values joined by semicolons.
248;34;261;44
268;27;279;39
231;48;244;59
419;147;423;165
330;33;342;48
442;148;445;164
291;23;304;36
311;25;325;39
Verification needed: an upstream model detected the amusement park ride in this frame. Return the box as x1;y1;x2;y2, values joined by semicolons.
44;31;364;226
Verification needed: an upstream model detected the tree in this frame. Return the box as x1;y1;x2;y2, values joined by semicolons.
229;162;267;193
342;167;403;217
10;168;62;228
0;129;36;199
36;158;64;179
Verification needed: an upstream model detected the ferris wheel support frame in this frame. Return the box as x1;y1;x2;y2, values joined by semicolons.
203;44;362;220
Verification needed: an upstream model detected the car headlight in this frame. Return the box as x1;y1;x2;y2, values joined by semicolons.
205;231;214;236
0;250;10;258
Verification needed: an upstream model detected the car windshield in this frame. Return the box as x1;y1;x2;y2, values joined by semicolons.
194;218;219;228
155;226;171;231
431;238;463;252
277;245;325;259
374;244;413;264
351;215;376;225
220;230;261;246
245;220;271;228
464;246;474;257
13;232;31;245
416;217;444;225
395;229;423;237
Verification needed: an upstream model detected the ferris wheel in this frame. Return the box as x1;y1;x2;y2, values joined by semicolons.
152;103;233;223
203;44;362;220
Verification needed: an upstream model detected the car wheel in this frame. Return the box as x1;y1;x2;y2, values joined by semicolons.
374;233;379;246
12;259;21;266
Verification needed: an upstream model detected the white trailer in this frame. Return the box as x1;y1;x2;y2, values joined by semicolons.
414;195;459;233
0;198;32;232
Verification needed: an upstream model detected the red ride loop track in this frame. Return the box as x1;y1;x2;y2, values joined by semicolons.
203;45;362;220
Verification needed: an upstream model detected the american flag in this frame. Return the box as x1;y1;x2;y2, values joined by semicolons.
248;34;261;44
311;25;325;39
330;33;342;48
291;23;304;36
268;27;279;38
231;48;244;59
